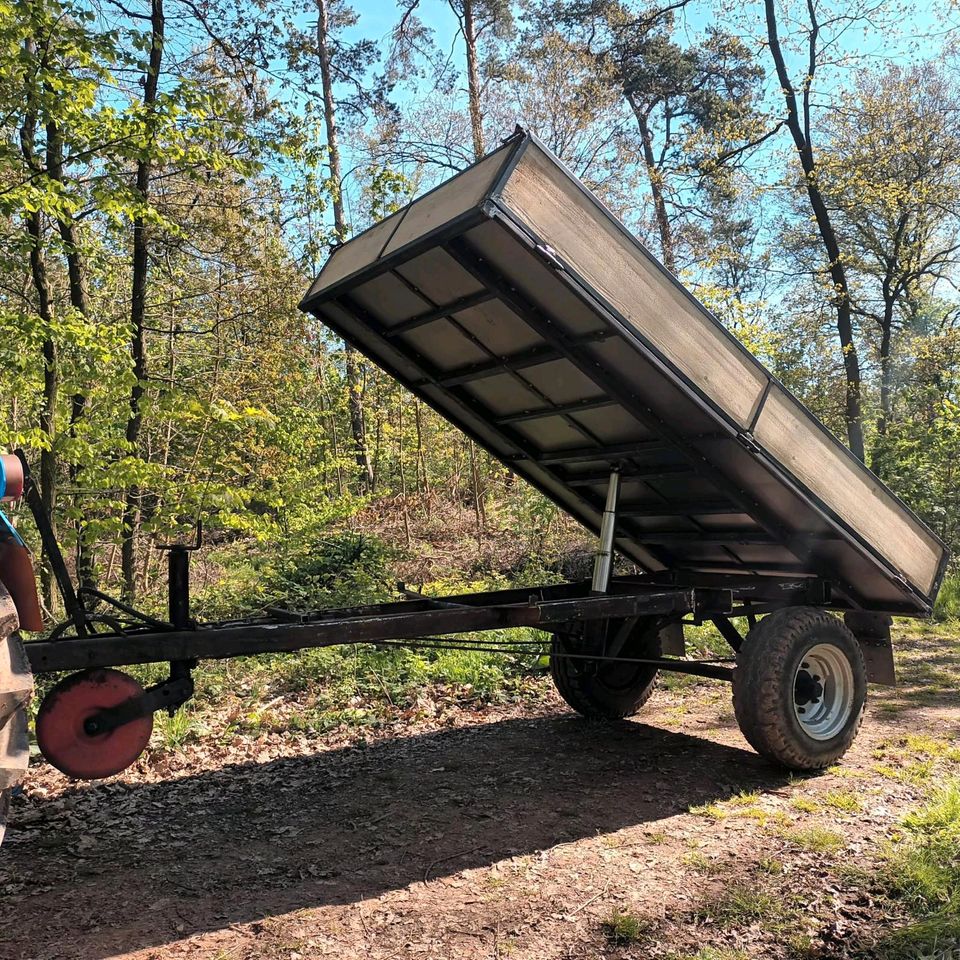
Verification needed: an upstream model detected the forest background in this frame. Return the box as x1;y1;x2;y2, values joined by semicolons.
3;0;960;624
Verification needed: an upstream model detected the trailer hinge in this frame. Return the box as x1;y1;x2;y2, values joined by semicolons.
736;431;761;454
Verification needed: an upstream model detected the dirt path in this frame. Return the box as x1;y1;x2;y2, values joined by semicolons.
1;625;958;960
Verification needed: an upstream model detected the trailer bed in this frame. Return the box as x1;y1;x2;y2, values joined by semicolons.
300;131;947;616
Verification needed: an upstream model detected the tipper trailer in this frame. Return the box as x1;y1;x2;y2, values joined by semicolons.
0;130;948;822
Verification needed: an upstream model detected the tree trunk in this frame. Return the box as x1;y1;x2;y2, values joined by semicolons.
317;0;373;491
462;0;485;160
763;0;865;462
24;212;57;616
122;0;164;601
46;118;94;590
19;51;56;615
876;288;895;440
460;0;489;523
871;293;896;478
631;102;677;274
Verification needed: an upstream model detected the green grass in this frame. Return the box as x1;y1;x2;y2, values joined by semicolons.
119;625;552;747
682;851;719;874
789;795;820;814
602;908;649;945
821;788;863;813
883;781;960;917
933;572;960;621
689;800;728;820
694;884;790;927
153;703;205;751
872;916;960;959
868;780;960;958
779;826;847;854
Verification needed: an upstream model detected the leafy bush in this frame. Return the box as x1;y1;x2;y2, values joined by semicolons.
194;529;395;619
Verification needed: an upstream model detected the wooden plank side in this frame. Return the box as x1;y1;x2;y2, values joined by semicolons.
500;143;768;428
304;213;402;299
381;146;512;257
755;385;943;595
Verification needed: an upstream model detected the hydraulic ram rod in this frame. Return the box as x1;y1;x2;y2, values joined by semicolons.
591;469;620;593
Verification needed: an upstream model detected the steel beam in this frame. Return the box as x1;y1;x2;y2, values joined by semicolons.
24;588;695;673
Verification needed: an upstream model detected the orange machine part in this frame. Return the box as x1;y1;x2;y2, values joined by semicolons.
35;669;154;779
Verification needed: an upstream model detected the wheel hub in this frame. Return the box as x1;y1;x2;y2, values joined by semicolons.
794;669;824;706
791;643;855;741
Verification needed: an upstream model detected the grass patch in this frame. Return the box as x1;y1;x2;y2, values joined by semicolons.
726;790;761;807
873;759;939;786
759;856;785;875
780;826;846;854
683;851;720;875
868;780;960;959
883;782;960;917
877;733;960;764
694;884;789;927
821;789;863;813
872;916;960;959
152;703;205;751
602;908;649;945
689;800;728;820
689;791;788;827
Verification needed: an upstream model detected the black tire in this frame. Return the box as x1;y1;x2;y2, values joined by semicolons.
732;607;866;771
550;617;663;720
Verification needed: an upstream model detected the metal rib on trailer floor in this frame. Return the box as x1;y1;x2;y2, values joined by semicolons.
300;130;948;617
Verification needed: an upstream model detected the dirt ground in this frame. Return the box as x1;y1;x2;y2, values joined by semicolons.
1;624;958;960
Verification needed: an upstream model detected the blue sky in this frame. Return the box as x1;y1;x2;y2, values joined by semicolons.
316;0;958;271
340;0;956;83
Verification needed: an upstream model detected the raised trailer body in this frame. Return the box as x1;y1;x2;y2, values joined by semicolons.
300;132;947;616
8;131;949;795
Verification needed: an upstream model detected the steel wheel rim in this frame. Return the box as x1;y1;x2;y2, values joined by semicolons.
792;642;855;741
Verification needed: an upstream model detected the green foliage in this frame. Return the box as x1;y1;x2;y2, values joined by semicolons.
934;574;960;621
194;529;395;619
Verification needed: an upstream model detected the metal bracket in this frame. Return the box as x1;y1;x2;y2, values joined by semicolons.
844;611;896;686
156;524;201;630
83;671;195;736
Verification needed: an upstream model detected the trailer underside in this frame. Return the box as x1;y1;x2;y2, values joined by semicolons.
24;573;839;678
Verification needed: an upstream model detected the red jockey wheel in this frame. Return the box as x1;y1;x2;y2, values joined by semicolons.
36;668;153;779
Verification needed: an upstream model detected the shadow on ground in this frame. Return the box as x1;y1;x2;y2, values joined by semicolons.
0;713;787;960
